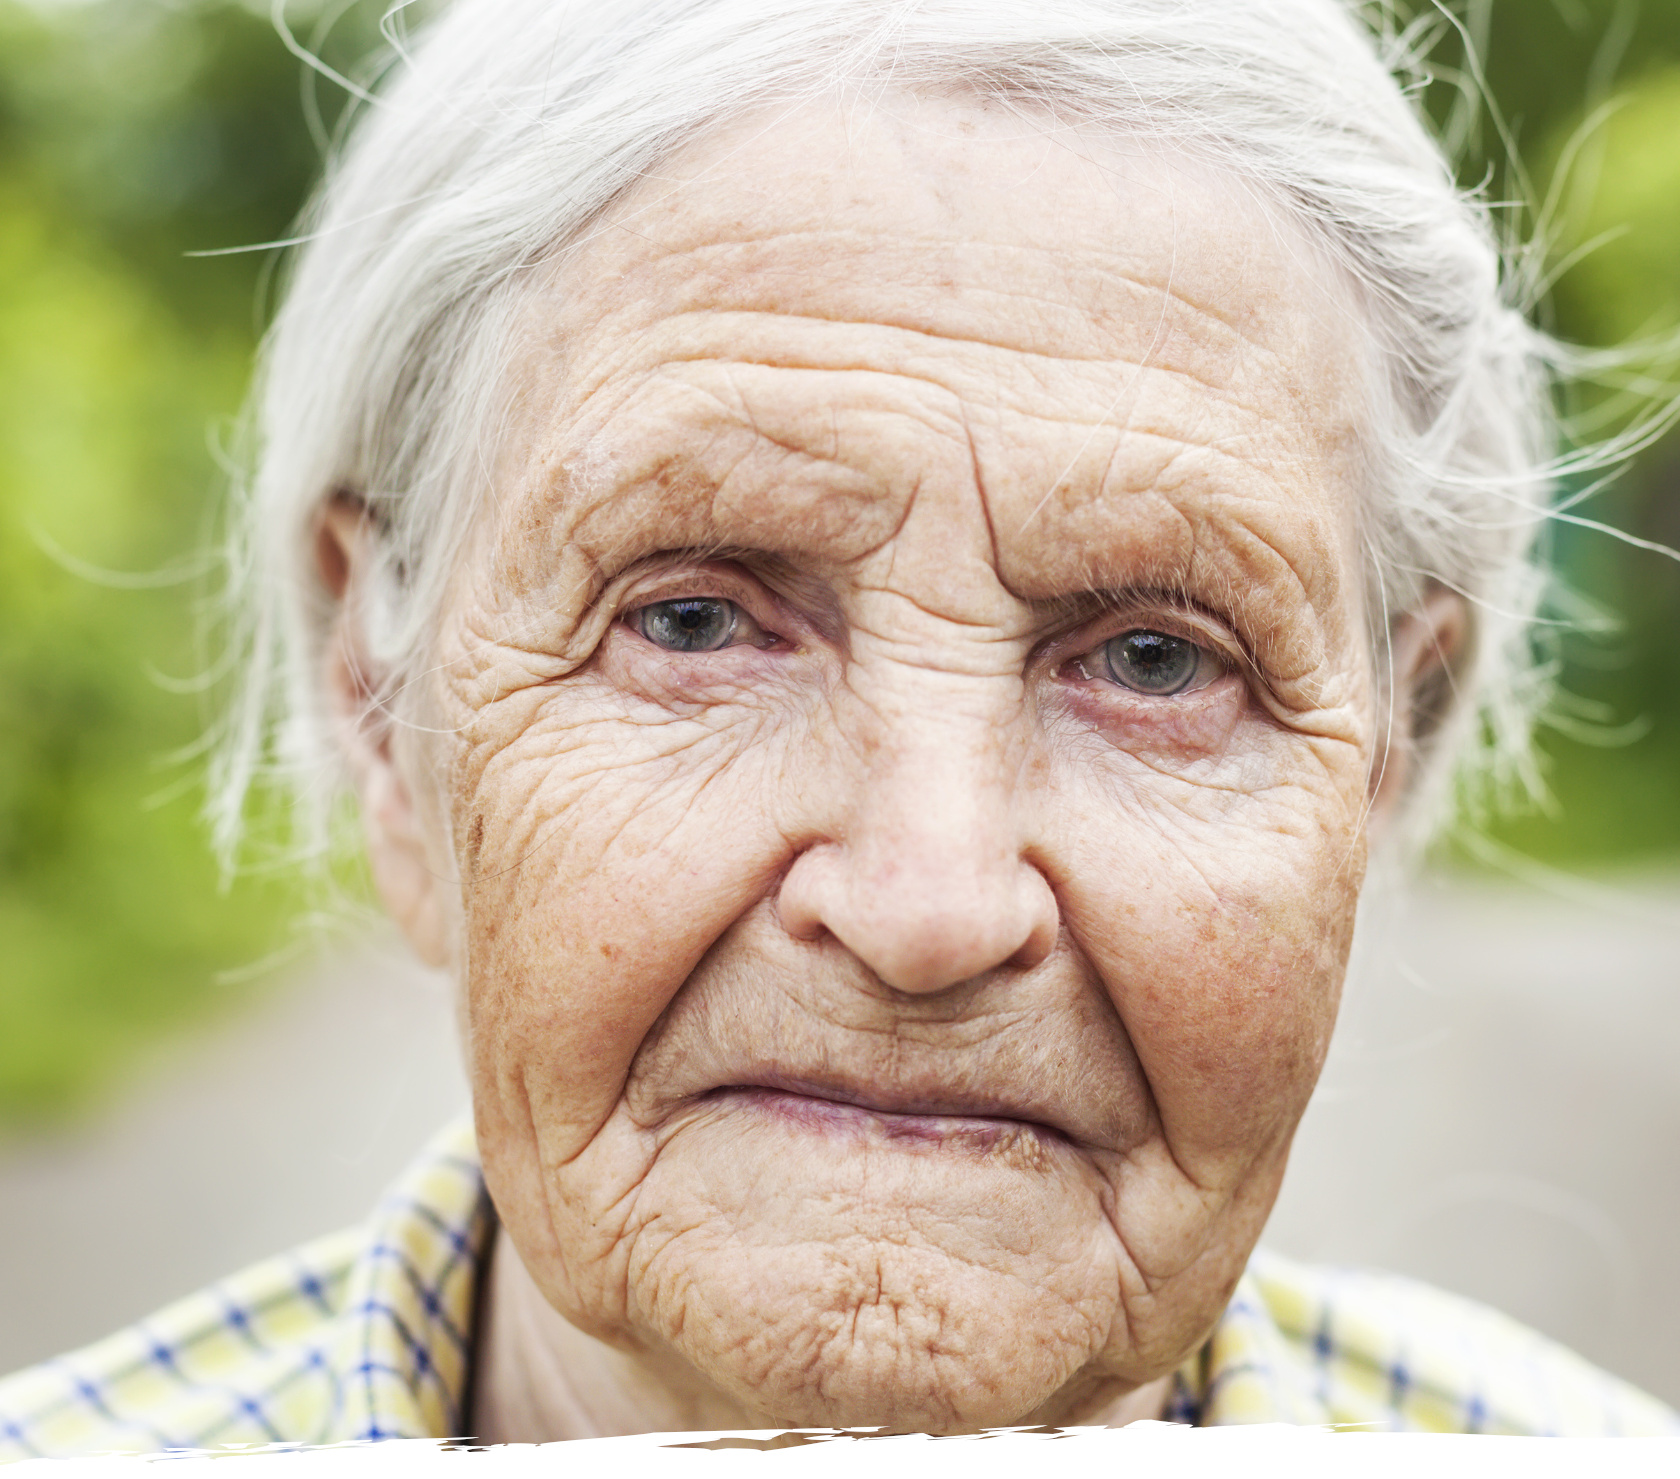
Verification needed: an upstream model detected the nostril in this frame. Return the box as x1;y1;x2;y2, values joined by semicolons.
1008;869;1060;970
773;844;842;944
776;844;1060;994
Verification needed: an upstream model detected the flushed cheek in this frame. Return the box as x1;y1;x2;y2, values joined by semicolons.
1129;889;1344;1107
1051;759;1362;1168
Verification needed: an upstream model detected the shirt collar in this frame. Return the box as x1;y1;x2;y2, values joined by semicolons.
1176;1257;1329;1426
319;1117;494;1444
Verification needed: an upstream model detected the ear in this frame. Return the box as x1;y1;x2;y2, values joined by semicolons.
1367;586;1468;833
317;494;453;968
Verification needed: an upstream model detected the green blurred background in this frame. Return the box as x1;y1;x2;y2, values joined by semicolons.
0;0;1678;1128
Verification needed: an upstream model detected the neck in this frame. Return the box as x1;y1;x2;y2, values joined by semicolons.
470;1228;1172;1442
472;1230;758;1441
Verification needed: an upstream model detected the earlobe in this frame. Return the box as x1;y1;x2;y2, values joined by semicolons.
1368;587;1468;828
316;495;453;969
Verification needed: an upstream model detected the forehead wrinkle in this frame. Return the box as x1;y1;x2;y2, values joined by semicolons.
582;234;1241;354
556;262;1339;434
496;353;1352;666
537;257;1361;527
520;434;903;582
584;172;1344;335
534;321;1349;533
605;353;1291;465
509;372;979;582
992;422;1344;563
606;331;1294;435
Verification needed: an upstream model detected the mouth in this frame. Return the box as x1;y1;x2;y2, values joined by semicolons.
703;1075;1076;1150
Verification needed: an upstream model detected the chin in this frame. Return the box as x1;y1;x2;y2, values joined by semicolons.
650;1236;1107;1432
615;1109;1126;1432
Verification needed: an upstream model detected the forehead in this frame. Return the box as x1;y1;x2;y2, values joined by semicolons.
497;95;1369;636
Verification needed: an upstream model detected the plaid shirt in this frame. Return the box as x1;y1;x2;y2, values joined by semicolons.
2;1118;1674;1459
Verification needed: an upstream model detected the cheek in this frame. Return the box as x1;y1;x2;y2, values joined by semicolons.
455;686;801;1162
1049;737;1364;1175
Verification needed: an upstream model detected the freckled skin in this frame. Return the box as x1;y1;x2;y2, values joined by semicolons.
359;97;1385;1436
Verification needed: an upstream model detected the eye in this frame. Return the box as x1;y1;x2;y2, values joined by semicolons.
632;597;739;652
1094;630;1223;696
631;597;743;653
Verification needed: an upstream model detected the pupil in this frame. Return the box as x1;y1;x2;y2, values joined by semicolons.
643;598;735;652
1105;631;1197;694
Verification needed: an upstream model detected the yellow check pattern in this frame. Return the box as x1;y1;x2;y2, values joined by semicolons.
1175;1254;1679;1433
1;1119;1673;1459
0;1119;492;1460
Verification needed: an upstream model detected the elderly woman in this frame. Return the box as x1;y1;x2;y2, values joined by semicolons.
2;0;1675;1454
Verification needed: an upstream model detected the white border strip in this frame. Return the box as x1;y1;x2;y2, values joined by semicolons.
7;1425;1680;1476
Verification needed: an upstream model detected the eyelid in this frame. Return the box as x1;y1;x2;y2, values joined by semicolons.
611;558;774;624
1046;598;1246;674
613;559;797;652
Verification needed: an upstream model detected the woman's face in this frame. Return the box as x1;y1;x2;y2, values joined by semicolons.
369;97;1381;1431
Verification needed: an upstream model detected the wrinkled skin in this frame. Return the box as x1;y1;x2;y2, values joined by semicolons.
322;95;1448;1438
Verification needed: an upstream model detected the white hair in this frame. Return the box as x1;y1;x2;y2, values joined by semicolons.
212;0;1586;868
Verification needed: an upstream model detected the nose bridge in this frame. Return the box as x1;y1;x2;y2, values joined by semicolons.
836;556;1036;835
777;643;1058;995
847;669;1021;877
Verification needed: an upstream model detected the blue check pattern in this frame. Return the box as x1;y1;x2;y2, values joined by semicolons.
0;1119;493;1460
1;1116;1674;1459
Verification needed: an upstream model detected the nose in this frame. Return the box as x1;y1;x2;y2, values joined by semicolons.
776;712;1059;995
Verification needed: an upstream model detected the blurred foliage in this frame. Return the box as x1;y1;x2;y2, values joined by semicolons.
1509;57;1680;866
1393;0;1680;865
1;0;1680;1125
0;0;377;1125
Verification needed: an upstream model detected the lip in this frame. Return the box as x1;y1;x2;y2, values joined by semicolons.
703;1073;1078;1148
